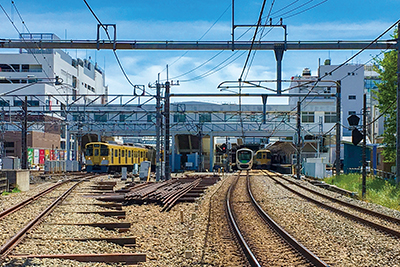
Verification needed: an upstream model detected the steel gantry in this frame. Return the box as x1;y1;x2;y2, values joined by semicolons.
1;22;399;181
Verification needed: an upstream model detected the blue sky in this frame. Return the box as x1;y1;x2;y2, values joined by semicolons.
0;0;398;104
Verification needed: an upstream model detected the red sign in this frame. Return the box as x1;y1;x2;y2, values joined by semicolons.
39;149;45;164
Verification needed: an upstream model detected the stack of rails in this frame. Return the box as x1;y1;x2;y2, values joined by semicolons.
123;175;219;210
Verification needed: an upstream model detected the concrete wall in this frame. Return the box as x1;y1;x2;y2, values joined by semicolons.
3;170;30;191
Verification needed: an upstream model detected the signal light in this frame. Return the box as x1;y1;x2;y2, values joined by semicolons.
221;143;227;153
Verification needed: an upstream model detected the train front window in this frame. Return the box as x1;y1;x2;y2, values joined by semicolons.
100;145;109;156
239;152;252;160
94;149;99;156
85;145;93;156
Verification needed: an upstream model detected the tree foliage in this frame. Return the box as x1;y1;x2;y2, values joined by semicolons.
373;29;398;162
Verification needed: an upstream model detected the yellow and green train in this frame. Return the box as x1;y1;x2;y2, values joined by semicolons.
85;142;151;173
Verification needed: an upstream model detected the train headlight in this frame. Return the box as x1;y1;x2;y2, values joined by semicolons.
102;157;105;160
88;157;91;160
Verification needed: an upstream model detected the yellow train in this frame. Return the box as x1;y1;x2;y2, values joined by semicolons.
253;149;272;169
85;142;149;173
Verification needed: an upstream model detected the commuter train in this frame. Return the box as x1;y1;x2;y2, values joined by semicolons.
253;149;272;170
85;142;152;173
236;148;254;170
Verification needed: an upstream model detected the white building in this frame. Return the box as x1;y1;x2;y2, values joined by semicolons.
289;62;367;137
0;33;107;162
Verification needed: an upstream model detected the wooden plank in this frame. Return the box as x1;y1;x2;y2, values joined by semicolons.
9;253;146;264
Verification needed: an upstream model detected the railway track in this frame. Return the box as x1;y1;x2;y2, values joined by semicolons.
0;174;146;266
252;170;400;265
226;170;328;266
263;170;400;238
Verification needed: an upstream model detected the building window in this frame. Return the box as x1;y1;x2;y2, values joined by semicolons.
72;76;77;88
174;114;186;122
0;64;19;72
4;142;14;148
348;111;356;116
94;114;107;122
199;113;211;123
120;114;126;122
13;100;39;107
349;95;356;100
0;100;10;106
302;112;314;123
324;112;337;123
147;114;155;123
14;100;23;106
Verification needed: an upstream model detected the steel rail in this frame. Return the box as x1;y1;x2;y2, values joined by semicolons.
0;174;94;220
161;178;202;212
274;172;400;225
226;171;261;267
266;172;400;238
0;179;85;259
247;174;328;267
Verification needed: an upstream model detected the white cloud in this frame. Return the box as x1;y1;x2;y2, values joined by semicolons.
289;21;394;40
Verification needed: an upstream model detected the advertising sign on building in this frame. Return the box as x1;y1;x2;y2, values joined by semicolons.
39;149;45;164
45;149;50;161
50;150;54;161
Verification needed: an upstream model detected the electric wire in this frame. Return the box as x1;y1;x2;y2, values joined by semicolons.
177;0;330;85
298;18;400;105
83;0;146;95
159;3;232;75
0;3;65;104
244;0;276;81
239;0;268;81
281;0;329;20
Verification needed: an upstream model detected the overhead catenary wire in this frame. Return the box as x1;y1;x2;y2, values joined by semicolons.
158;3;232;75
83;0;146;95
243;0;276;81
299;18;400;105
175;0;331;84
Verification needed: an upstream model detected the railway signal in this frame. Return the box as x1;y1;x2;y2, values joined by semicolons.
347;114;363;146
221;143;227;153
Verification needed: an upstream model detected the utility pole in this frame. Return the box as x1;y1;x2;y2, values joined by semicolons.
335;81;341;177
21;96;28;169
396;22;400;185
164;80;171;180
362;93;367;198
0;106;5;169
296;101;301;180
155;76;162;181
198;123;203;172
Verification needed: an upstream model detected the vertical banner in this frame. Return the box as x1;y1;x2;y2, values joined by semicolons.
59;150;64;161
34;149;39;164
28;148;34;166
45;149;50;161
39;149;45;164
50;150;54;161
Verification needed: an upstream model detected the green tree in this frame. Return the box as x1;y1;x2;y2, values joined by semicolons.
373;29;398;162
